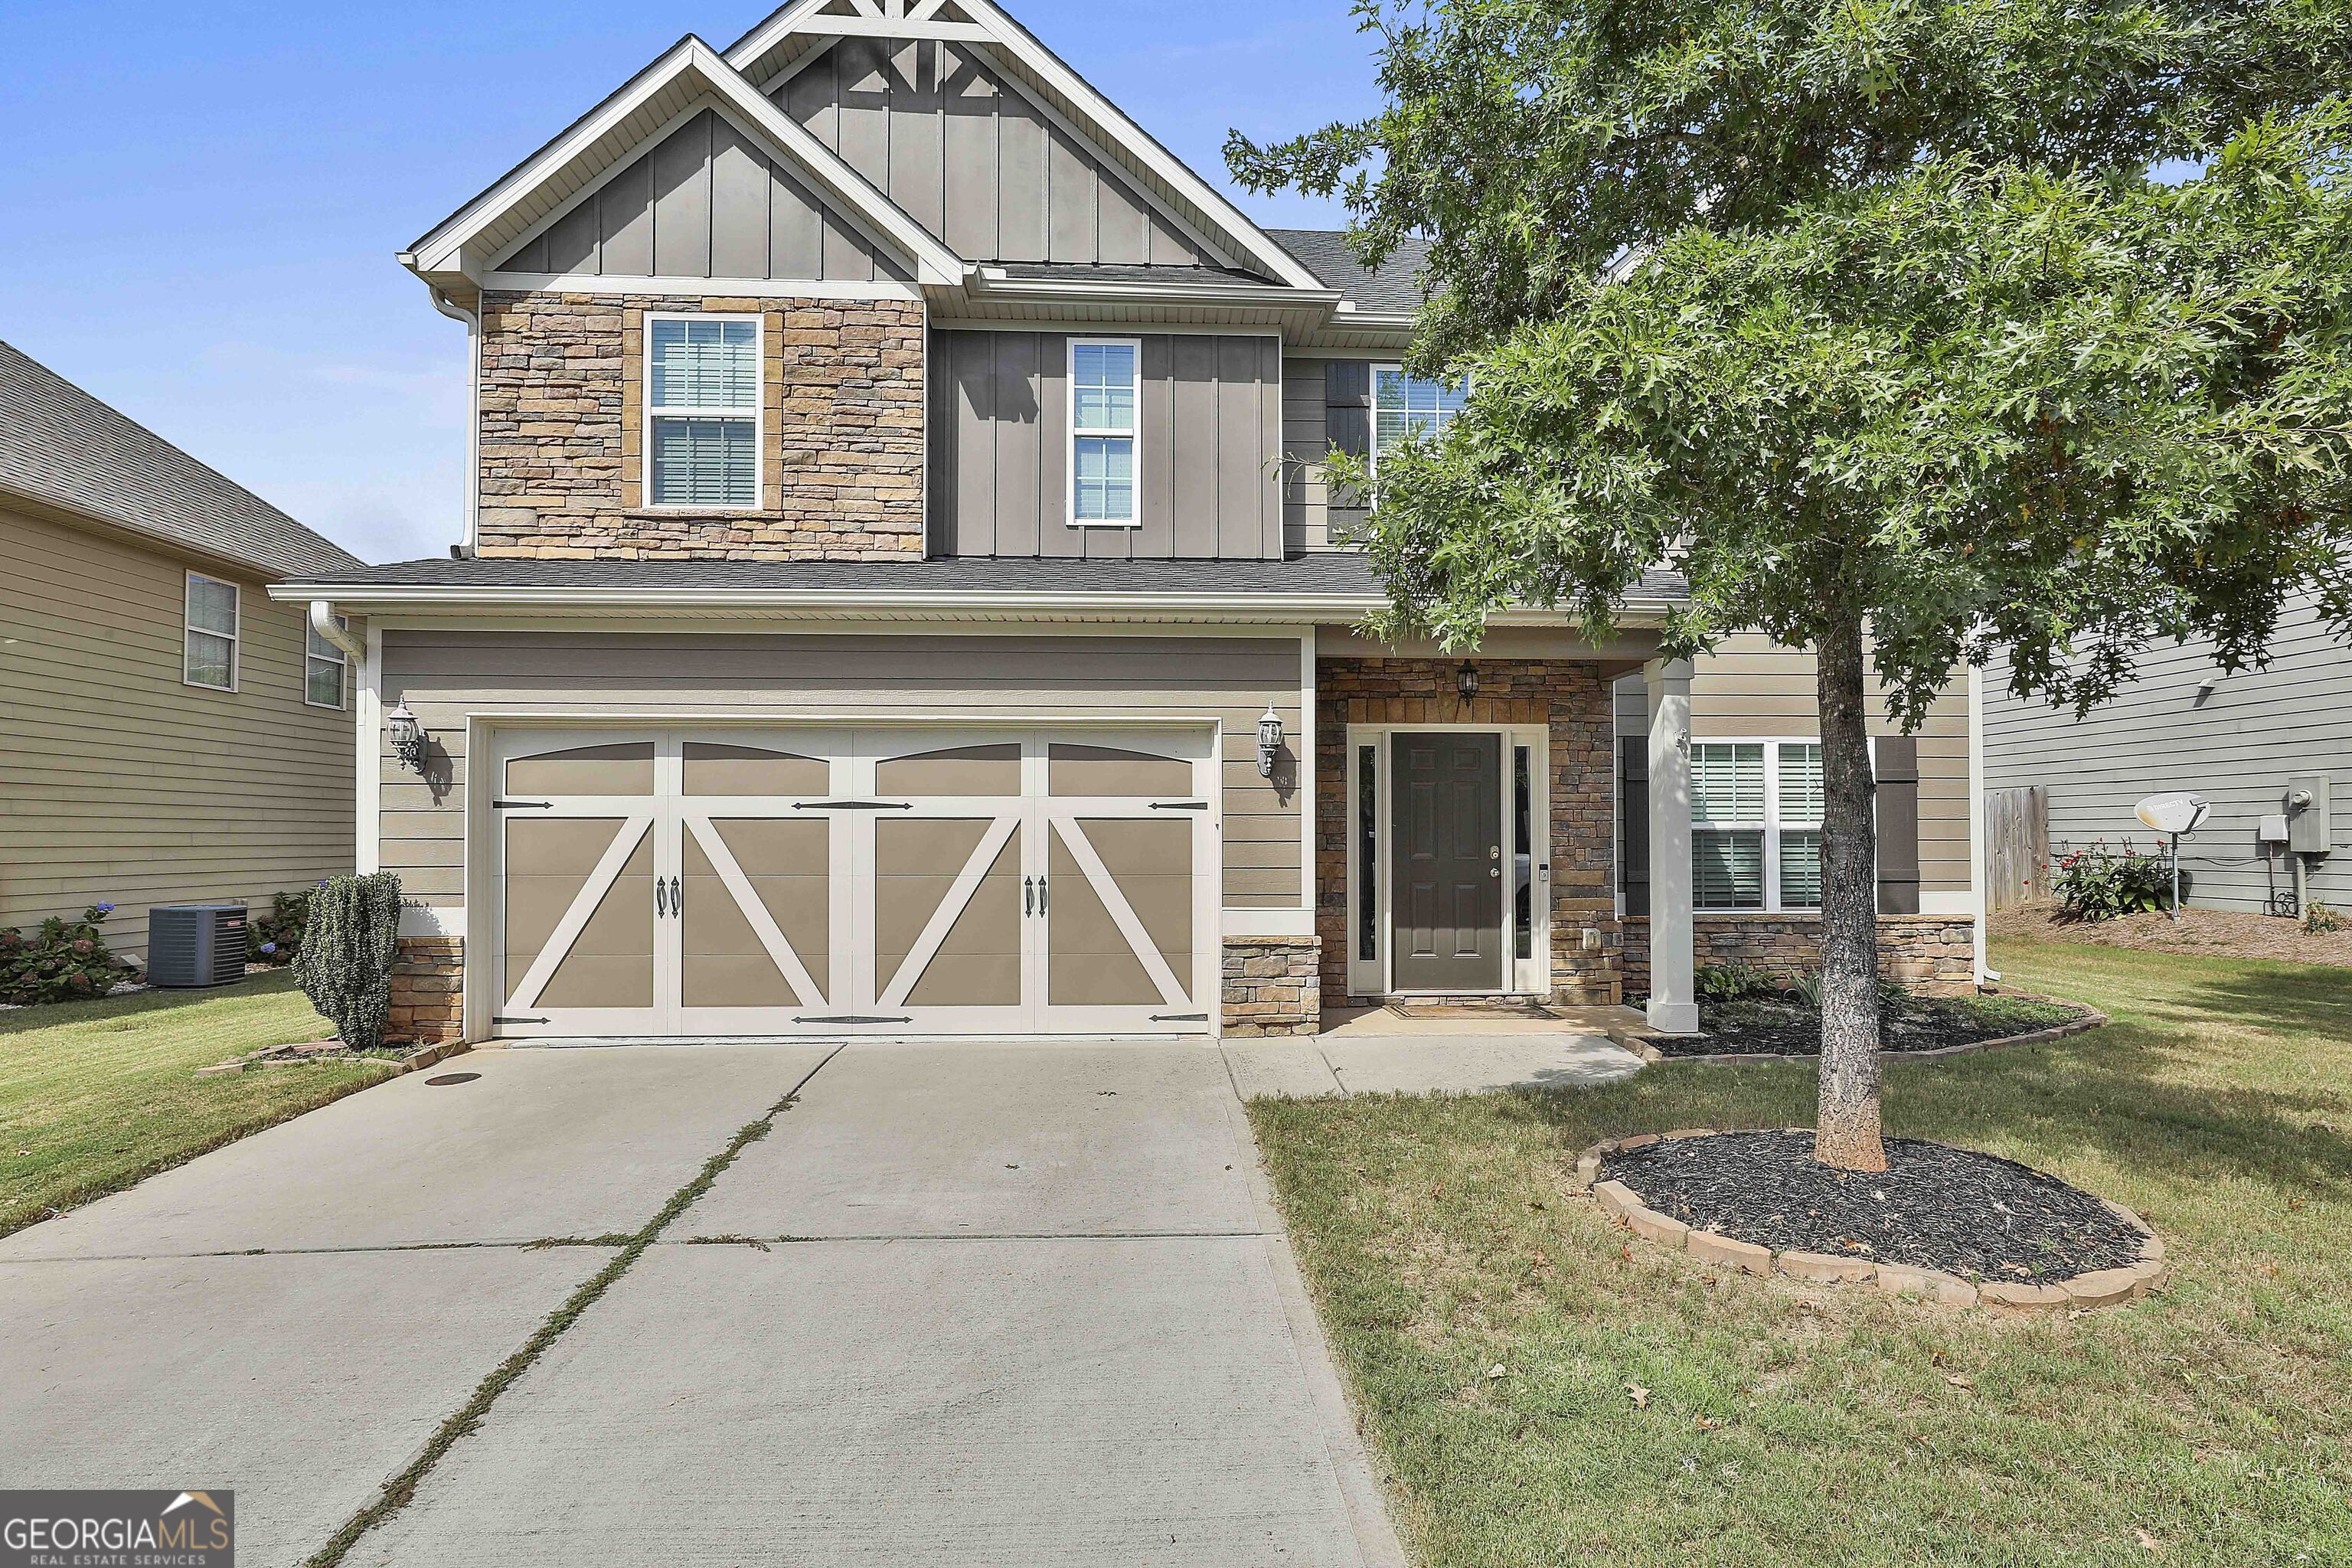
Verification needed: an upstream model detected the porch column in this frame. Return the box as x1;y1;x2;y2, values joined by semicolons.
1644;658;1699;1034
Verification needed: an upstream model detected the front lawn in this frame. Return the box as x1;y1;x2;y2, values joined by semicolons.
0;972;395;1238
1251;937;2352;1566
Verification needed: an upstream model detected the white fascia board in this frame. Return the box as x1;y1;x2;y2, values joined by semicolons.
725;0;1327;295
407;36;966;289
266;580;1681;629
969;270;1342;313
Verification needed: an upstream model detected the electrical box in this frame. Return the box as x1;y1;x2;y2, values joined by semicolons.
2259;815;2290;844
2288;776;2334;856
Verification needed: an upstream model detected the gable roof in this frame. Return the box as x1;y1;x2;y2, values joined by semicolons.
1267;230;1431;315
724;0;1327;292
404;35;965;288
0;341;363;580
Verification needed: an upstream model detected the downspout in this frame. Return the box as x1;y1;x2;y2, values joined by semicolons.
430;287;482;559
309;599;364;662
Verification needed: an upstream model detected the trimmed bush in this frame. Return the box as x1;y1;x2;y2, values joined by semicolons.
293;874;405;1051
1697;961;1780;1002
249;890;313;968
0;904;126;1004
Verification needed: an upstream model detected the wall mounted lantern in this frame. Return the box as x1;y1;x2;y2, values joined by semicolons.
1256;705;1285;779
1456;662;1481;703
387;703;430;775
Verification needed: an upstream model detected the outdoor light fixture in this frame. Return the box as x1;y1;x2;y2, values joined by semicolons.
386;703;430;775
1457;662;1481;702
1256;705;1285;779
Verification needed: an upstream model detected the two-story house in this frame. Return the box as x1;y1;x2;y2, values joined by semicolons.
274;0;1988;1047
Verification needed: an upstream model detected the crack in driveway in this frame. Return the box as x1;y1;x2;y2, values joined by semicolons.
302;1044;843;1568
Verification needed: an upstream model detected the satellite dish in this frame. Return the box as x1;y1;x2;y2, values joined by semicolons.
2136;793;2213;836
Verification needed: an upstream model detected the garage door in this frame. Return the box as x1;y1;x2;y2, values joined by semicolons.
489;728;1218;1039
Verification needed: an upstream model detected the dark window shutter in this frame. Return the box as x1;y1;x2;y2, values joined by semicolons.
1875;736;1922;915
1620;736;1651;916
1325;361;1372;458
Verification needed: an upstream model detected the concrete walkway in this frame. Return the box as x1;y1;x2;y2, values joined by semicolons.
1223;1025;1647;1099
0;1043;1405;1568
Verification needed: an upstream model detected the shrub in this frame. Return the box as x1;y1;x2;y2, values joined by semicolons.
0;904;126;1005
2053;841;2175;923
249;890;313;968
2308;901;2345;935
293;874;404;1051
1697;961;1780;1002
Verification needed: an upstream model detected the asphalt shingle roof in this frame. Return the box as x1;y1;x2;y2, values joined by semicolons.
1266;229;1432;315
0;341;364;580
287;553;1691;605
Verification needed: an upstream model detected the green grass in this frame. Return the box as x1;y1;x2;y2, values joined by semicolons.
1250;936;2352;1566
1;972;397;1238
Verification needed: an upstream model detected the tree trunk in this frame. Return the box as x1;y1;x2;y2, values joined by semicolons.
1814;608;1887;1172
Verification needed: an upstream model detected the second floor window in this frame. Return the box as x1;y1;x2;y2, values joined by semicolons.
306;618;349;710
185;572;239;691
1374;367;1468;464
648;316;760;509
1070;339;1139;527
1691;740;1831;912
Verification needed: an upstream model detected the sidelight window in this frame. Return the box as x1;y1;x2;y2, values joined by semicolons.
1357;743;1378;962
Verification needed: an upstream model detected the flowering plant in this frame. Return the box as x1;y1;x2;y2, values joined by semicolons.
0;904;127;1004
2053;841;2175;923
248;890;314;969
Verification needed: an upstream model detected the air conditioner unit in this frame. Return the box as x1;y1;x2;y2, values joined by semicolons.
148;903;250;988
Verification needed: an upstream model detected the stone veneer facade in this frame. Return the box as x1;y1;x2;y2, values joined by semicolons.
1316;658;1624;1008
1619;914;1979;997
475;291;925;560
1221;936;1322;1037
388;937;466;1046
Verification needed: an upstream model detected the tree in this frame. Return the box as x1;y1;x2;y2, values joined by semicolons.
1232;2;2352;1170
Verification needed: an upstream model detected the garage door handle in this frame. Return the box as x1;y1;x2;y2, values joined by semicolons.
655;879;668;917
1024;877;1035;916
671;876;682;914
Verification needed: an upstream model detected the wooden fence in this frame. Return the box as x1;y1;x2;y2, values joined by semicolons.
1986;786;2050;910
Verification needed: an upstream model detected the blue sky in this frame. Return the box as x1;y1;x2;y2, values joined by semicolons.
0;2;1377;564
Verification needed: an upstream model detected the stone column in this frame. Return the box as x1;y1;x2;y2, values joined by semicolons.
1644;658;1700;1034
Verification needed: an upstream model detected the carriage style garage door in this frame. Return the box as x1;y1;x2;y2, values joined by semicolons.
488;728;1218;1040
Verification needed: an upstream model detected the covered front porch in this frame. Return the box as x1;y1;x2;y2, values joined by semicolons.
1305;629;1704;1037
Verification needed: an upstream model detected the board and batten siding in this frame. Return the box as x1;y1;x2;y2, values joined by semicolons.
928;332;1283;560
376;631;1306;911
0;505;357;959
1612;636;1975;900
776;38;1211;266
497;107;909;284
1281;360;1367;555
1984;600;2350;914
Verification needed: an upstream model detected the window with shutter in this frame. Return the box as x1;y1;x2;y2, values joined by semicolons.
1371;366;1468;466
1687;740;1841;913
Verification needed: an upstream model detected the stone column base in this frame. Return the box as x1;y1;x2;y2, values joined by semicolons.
389;937;465;1044
1222;936;1323;1038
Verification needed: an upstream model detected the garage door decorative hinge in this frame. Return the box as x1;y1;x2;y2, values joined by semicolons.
1151;1013;1210;1024
793;800;916;812
795;1015;916;1026
1148;800;1210;812
493;799;554;811
495;1015;550;1026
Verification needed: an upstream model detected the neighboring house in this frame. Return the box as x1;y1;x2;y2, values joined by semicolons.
1985;603;2347;916
0;341;366;964
271;0;1988;1047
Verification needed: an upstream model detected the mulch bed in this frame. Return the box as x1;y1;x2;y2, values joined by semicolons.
1647;991;2089;1060
1602;1130;2145;1282
1994;904;2352;968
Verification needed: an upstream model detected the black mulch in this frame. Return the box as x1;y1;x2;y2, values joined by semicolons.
1601;1130;2145;1282
1647;993;2087;1060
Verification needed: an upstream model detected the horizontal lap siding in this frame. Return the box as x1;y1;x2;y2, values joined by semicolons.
1985;601;2352;913
0;507;357;958
378;630;1304;910
1612;635;1973;896
1281;361;1362;554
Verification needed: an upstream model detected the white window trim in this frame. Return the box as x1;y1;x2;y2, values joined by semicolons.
183;571;240;693
305;615;351;711
1690;737;1862;916
643;312;765;513
1067;335;1143;530
1370;363;1468;475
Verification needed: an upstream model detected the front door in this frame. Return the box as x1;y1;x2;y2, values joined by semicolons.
1390;733;1504;991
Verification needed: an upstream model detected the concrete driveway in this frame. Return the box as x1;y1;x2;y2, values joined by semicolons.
0;1042;1403;1568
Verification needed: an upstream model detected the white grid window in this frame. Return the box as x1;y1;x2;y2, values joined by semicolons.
1070;339;1139;527
1691;740;1828;912
1373;366;1468;464
305;618;348;710
647;316;760;509
185;573;239;691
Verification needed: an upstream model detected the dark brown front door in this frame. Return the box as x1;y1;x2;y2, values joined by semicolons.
1390;733;1504;991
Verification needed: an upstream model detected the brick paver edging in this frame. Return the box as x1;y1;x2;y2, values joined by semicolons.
1568;1129;2168;1314
1615;1000;2110;1067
